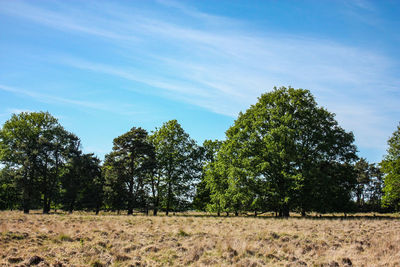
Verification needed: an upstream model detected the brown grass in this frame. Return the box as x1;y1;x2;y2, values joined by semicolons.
0;211;399;266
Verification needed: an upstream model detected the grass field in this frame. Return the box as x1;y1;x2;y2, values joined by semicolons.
1;211;399;266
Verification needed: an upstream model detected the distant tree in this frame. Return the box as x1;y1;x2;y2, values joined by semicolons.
193;140;222;211
365;164;383;212
381;123;400;211
0;111;77;213
208;87;357;216
103;158;126;213
353;159;384;212
61;152;102;213
104;127;155;215
354;158;371;209
149;120;201;215
80;157;104;215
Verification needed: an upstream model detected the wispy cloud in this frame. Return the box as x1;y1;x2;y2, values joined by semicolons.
0;84;139;116
6;108;34;114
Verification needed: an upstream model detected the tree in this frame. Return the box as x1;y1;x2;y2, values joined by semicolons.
79;156;104;215
353;158;384;212
381;123;400;211
149;120;201;215
0;111;77;213
61;152;102;213
365;164;383;212
207;87;357;216
40;129;80;213
354;158;371;209
104;127;155;215
193;140;222;211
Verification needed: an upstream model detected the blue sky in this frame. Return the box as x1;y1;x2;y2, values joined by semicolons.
0;0;399;163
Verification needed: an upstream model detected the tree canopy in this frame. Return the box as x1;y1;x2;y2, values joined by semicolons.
205;87;358;216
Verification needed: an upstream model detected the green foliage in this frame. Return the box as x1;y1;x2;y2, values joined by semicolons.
149;120;202;215
205;87;358;216
0;102;394;215
354;158;383;211
104;127;155;214
381;123;400;211
0;111;79;213
61;153;102;213
0;166;20;210
192;140;222;211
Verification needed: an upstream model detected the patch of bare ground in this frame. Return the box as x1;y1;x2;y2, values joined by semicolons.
0;211;399;266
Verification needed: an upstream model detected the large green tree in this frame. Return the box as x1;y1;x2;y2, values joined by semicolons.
104;127;155;215
0;112;78;213
381;123;400;211
206;87;358;216
150;120;201;215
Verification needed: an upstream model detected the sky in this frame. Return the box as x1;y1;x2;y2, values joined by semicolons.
0;0;399;163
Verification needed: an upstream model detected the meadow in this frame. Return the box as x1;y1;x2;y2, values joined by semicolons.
1;211;399;266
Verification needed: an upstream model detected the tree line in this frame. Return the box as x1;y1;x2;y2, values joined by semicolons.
0;87;399;216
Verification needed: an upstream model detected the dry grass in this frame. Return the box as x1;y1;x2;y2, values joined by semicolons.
1;211;400;266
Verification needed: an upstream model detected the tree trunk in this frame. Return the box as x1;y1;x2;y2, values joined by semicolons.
283;206;290;217
23;169;30;214
43;194;49;214
42;158;49;214
166;180;172;216
235;211;239;216
46;198;51;214
43;196;51;214
95;202;100;215
127;182;134;215
69;199;75;214
217;211;220;217
278;205;290;217
23;206;30;214
301;210;306;217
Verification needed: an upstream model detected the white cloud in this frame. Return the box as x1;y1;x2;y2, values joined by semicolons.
6;108;34;114
0;84;140;116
